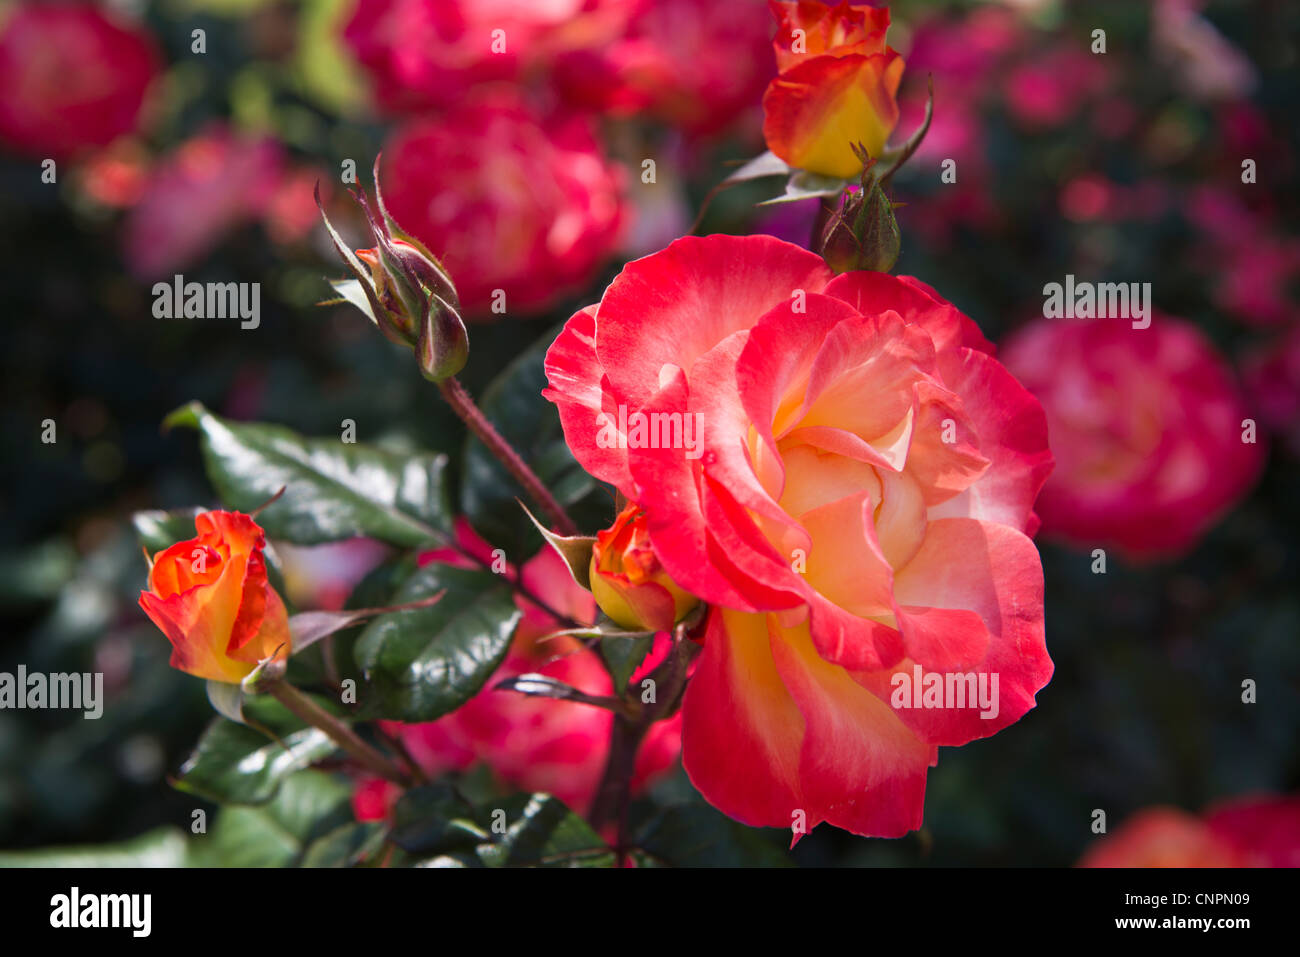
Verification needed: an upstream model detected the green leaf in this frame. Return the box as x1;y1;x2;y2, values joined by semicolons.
300;822;386;868
327;278;379;323
721;149;791;185
390;784;487;856
459;331;606;556
634;804;792;867
0;827;190;868
521;502;595;589
205;679;248;725
195;770;354;867
476;793;615;868
164;401;452;547
601;634;655;692
133;507;204;553
311;553;419;686
354;564;522;722
757;169;848;206
174;714;337;805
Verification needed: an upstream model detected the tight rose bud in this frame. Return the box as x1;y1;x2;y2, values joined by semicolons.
318;166;469;383
589;503;699;632
138;511;291;684
819;150;901;273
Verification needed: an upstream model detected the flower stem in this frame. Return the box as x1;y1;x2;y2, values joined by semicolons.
588;626;700;863
267;680;410;786
438;376;580;536
588;714;645;863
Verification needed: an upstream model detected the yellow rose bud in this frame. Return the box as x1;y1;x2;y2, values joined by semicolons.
589;502;699;632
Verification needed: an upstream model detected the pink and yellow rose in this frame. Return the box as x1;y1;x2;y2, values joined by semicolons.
544;233;1054;838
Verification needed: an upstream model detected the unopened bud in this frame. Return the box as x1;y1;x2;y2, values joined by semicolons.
589;503;699;632
317;158;469;382
818;146;901;275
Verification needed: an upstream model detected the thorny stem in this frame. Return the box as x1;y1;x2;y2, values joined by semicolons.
438;376;581;537
588;625;701;864
267;680;410;786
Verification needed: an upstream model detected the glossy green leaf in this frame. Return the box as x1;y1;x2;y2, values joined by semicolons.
164;401;451;547
174;716;337;806
601;634;655;692
133;507;205;554
195;770;354;867
757;169;848;206
354;563;522;721
475;793;615;868
300;822;386;868
390;784;487;856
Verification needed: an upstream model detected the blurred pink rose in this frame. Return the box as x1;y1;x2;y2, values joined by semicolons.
343;0;637;113
76;139;151;208
1188;187;1300;327
353;520;681;821
264;165;334;247
0;3;160;159
122;126;284;281
1242;324;1300;456
903;7;1022;89
1005;45;1108;129
1001;315;1264;559
1059;175;1170;224
381;92;626;317
552;0;773;138
1214;239;1300;327
1079;794;1300;867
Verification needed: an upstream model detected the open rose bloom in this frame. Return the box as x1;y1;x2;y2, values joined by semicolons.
546;234;1054;837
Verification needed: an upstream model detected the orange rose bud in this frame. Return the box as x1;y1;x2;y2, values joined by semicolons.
139;510;291;683
771;0;892;72
763;0;904;179
589;503;699;632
